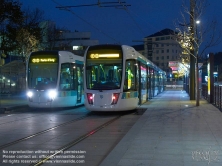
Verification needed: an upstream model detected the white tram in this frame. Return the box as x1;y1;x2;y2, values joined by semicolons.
84;44;166;111
26;51;84;108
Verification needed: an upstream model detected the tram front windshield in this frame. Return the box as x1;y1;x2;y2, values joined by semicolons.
86;54;122;90
27;54;58;90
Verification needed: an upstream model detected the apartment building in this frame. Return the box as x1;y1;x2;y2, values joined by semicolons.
144;28;182;80
132;44;145;56
40;21;99;56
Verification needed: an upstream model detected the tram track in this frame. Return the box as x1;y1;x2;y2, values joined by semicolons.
0;106;85;126
1;110;141;166
30;115;122;166
0;114;45;126
0;113;92;150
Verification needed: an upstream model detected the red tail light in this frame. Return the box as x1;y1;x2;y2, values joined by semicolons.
111;93;119;105
87;93;94;104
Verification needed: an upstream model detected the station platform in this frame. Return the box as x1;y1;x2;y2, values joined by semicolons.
100;90;222;166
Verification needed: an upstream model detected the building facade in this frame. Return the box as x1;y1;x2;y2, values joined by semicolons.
132;44;145;56
144;29;182;81
40;21;99;56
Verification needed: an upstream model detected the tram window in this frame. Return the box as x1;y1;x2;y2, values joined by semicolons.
140;65;147;90
85;63;122;90
28;63;57;90
60;63;73;90
124;60;137;91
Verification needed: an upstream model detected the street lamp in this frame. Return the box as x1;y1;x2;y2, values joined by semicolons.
195;20;201;106
196;20;200;24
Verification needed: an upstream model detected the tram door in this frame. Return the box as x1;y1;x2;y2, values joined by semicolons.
139;63;148;104
149;68;154;99
74;64;83;103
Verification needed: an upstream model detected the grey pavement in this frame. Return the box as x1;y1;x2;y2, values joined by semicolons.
100;90;222;166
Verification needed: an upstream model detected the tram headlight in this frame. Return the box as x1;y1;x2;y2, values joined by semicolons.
87;93;94;105
111;93;120;105
27;91;33;98
48;90;57;100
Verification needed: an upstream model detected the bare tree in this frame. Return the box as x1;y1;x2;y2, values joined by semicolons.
16;8;44;60
40;21;58;50
16;28;39;61
57;33;74;51
45;25;71;50
175;0;222;106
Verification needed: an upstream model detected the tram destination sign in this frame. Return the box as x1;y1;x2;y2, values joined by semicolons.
30;57;58;63
89;53;120;59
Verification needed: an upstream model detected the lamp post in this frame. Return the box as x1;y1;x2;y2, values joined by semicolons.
195;20;200;106
189;0;196;100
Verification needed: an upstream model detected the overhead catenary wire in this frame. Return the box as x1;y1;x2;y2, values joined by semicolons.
51;0;121;44
119;1;174;44
55;0;130;8
52;0;149;45
117;0;145;36
52;0;171;45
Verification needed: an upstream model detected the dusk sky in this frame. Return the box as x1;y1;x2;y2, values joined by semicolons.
19;0;222;53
